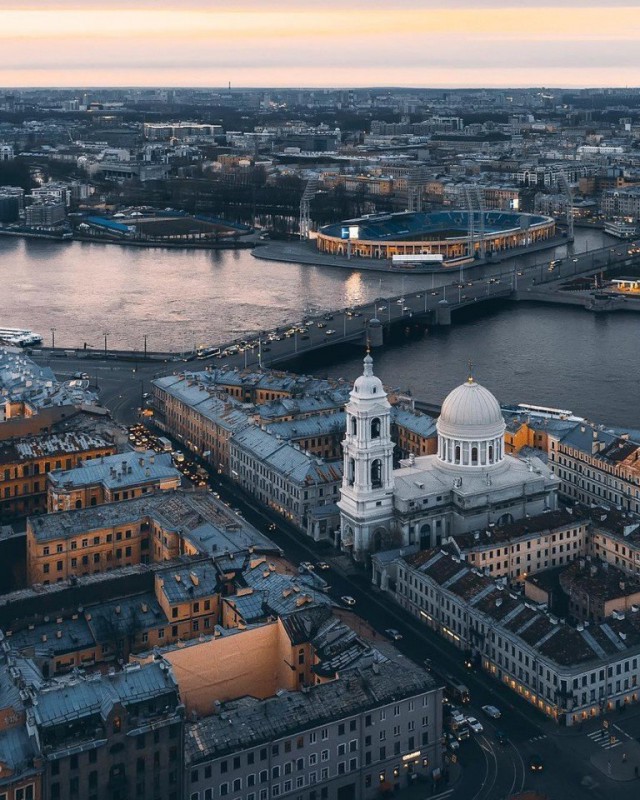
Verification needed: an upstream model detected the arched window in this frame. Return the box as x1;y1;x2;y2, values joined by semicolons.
454;445;461;464
371;459;382;489
348;458;355;486
371;418;381;439
488;445;494;462
75;499;82;509
350;416;357;436
471;446;478;465
372;528;386;552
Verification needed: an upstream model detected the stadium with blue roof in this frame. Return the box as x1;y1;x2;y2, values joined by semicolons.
316;210;555;261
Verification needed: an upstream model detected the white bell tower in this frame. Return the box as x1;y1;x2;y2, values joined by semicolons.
338;353;395;561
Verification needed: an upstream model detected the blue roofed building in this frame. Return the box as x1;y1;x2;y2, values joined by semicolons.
47;450;181;512
229;424;342;539
34;660;184;800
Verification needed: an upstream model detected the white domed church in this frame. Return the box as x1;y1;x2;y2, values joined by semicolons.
338;354;559;561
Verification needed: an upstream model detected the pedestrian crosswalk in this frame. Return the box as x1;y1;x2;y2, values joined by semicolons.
587;728;625;750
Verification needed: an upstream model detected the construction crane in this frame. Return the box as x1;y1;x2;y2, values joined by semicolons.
299;176;319;240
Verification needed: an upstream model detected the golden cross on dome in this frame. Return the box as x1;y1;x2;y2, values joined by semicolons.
467;360;474;382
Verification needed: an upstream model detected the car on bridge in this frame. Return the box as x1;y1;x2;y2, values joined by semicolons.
325;329;336;336
481;704;501;719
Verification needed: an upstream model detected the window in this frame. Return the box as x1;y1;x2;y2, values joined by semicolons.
371;459;382;489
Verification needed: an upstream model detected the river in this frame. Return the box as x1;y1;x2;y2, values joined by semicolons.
2;228;638;427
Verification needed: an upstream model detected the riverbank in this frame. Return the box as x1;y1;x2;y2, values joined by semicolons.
252;234;570;273
0;226;258;250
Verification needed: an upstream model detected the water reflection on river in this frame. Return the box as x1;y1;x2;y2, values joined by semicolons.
3;228;638;426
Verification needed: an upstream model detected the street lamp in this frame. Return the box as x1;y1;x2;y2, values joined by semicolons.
51;327;56;349
103;332;109;357
143;334;148;360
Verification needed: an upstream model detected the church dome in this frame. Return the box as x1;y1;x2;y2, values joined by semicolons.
438;378;504;436
351;354;386;401
436;377;506;469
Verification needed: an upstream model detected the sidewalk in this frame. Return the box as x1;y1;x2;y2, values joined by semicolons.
389;760;462;800
542;703;640;740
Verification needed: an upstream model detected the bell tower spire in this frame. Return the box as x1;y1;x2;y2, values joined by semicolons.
338;353;394;561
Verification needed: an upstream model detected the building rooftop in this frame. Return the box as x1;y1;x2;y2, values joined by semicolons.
393;452;555;502
266;412;345;441
560;559;640;604
29;489;281;558
232;425;342;486
185;651;435;764
0;430;113;466
454;508;588;552
0;348;98;413
34;661;177;730
156;562;219;605
47;450;179;491
391;407;438;439
401;546;640;669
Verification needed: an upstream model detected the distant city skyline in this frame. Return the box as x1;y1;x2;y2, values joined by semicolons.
1;1;640;89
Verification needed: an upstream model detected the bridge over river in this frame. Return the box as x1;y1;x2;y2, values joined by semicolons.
37;238;640;374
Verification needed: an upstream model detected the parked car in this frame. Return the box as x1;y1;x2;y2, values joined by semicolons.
316;561;330;570
299;561;315;572
384;628;402;641
481;705;502;719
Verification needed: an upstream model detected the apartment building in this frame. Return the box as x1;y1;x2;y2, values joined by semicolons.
549;423;640;513
26;489;279;585
451;508;590;581
392;544;640;725
37;661;184;800
230;425;342;537
174;608;443;800
0;431;115;519
152;375;249;474
47;450;181;512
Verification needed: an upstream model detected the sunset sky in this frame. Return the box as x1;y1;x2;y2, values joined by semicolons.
1;1;639;88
